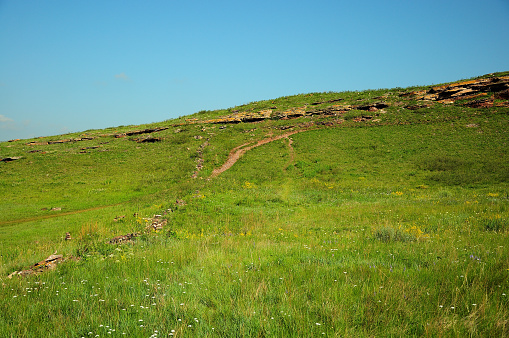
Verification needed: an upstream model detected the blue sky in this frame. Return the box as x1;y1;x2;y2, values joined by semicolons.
1;0;508;141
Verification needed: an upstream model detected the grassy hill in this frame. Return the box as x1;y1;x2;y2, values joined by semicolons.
1;72;508;336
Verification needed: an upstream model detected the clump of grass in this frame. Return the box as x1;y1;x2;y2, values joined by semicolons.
373;226;416;242
480;215;507;232
417;156;466;172
343;109;365;120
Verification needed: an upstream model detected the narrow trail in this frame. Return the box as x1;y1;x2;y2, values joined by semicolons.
5;128;309;224
283;136;295;171
210;129;306;178
0;203;125;227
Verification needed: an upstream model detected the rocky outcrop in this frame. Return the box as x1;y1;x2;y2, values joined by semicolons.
401;76;509;104
115;127;169;138
197;101;389;125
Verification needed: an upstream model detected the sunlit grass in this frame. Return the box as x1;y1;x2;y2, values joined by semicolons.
1;77;508;336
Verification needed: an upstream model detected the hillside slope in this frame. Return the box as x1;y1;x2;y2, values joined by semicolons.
0;72;508;337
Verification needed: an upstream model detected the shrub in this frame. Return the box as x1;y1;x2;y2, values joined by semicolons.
373;226;416;242
481;216;507;232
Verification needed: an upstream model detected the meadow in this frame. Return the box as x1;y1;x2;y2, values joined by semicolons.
0;72;508;337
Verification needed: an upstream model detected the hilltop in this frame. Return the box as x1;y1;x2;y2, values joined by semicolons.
0;72;508;337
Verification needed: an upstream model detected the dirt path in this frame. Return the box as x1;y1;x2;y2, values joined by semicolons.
210;129;306;178
283;136;295;171
4;129;308;224
0;203;125;227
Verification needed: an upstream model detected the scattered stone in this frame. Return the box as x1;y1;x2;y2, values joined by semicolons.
32;254;63;270
65;232;72;240
176;199;186;206
51;207;62;211
109;233;138;244
192;140;209;178
113;215;126;222
150;217;167;231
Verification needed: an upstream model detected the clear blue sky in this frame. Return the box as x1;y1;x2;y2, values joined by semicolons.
1;0;508;141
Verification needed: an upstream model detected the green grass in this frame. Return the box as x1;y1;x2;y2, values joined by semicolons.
1;73;508;337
